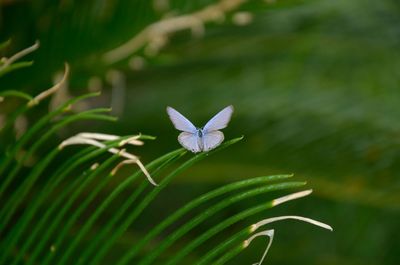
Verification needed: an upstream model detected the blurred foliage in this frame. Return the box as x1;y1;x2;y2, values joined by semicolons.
0;68;318;264
1;0;400;264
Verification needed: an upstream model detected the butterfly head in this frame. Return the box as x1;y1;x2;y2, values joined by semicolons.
197;128;204;138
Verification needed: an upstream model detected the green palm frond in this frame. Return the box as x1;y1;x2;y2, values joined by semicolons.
0;49;330;264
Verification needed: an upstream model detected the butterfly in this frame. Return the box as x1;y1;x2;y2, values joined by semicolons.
166;105;234;153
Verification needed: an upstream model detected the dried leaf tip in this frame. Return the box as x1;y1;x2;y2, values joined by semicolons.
251;215;333;232
119;135;144;146
0;40;40;71
246;215;332;265
272;189;312;206
28;63;70;107
59;132;157;185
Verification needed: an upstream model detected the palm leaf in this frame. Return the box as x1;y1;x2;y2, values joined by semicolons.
0;5;335;263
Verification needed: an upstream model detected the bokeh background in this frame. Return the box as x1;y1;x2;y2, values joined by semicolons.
1;0;400;264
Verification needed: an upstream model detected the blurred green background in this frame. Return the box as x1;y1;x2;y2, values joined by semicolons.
1;0;400;264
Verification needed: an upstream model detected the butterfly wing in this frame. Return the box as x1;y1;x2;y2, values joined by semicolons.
167;106;197;133
178;132;201;153
202;131;224;152
203;105;234;133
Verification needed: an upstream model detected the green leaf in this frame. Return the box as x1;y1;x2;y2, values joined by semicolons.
0;90;33;101
0;61;33;77
0;39;11;51
117;174;294;264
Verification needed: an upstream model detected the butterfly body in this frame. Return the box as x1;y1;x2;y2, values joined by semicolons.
167;106;234;153
196;129;204;150
197;129;203;138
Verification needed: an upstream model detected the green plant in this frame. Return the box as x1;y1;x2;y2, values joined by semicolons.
0;42;331;264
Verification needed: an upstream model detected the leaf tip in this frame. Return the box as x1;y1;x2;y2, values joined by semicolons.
272;189;312;207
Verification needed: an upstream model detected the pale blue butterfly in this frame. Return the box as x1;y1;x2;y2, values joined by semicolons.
167;105;234;153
